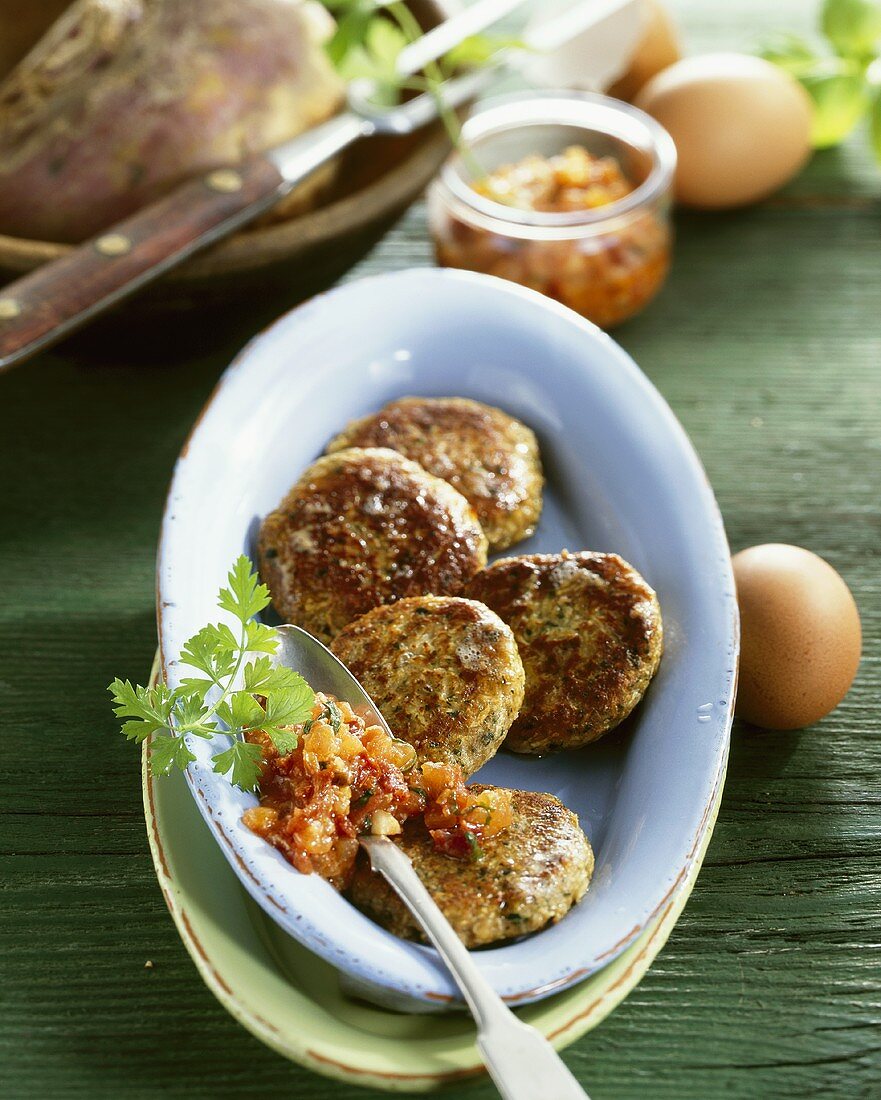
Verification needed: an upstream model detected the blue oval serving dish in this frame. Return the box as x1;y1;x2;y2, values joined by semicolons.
157;268;738;1010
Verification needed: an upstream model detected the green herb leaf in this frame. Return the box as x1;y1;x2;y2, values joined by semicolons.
244;659;309;698
150;733;196;776
176;676;215;700
800;60;868;145
211;741;264;792
111;555;316;791
218;554;273;623
821;0;881;60
180;623;238;679
465;831;483;862
108;679;175;740
869;85;881;158
322;698;343;733
444;33;525;70
174;691;219;737
244;619;280;655
263;727;300;755
758;33;823;75
262;675;315;730
216;691;266;733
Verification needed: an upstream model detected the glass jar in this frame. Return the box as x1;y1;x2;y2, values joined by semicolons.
428;92;677;329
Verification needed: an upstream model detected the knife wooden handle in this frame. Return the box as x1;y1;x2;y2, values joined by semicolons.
0;157;286;370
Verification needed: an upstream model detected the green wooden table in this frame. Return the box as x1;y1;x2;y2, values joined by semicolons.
2;2;879;1096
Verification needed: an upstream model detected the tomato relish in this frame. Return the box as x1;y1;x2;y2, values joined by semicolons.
242;693;513;889
431;145;671;330
473;145;633;212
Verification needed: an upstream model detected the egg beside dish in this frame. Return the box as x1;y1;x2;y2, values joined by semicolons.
732;543;861;730
635;53;813;210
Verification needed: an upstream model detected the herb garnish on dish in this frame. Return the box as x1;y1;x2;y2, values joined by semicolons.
109;557;314;791
109;556;514;889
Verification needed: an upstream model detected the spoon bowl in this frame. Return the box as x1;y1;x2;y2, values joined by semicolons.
274;624;392;735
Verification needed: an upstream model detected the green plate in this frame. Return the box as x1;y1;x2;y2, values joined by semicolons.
142;659;723;1092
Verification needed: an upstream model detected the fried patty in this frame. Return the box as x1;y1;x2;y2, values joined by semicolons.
465;551;663;753
326;397;543;551
348;787;594;947
331;596;525;777
258;448;488;644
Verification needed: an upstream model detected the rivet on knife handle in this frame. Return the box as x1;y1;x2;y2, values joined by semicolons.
0;155;289;371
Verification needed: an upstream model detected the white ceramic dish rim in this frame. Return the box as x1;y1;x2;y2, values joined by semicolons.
156;267;739;1008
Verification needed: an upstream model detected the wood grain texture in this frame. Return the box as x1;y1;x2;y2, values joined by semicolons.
1;1;880;1096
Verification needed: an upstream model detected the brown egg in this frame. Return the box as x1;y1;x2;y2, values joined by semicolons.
608;0;681;102
732;544;861;730
635;54;813;209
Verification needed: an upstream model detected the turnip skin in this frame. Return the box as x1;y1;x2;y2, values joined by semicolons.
0;0;345;242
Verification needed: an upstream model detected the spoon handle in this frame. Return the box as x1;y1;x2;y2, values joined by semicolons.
360;837;590;1100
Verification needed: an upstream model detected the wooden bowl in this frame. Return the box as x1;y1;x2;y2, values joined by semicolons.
0;0;453;356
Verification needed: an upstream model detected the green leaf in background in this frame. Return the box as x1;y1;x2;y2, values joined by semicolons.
869;86;881;158
758;32;823;75
444;33;525;70
800;59;868;146
365;15;407;75
821;0;881;60
325;0;376;68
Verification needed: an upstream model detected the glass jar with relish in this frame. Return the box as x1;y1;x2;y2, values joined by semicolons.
428;92;677;329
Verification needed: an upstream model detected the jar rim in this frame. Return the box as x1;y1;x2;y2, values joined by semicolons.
437;90;677;234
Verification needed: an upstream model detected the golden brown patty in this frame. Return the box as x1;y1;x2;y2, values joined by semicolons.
258;448;488;644
331;596;525;777
326;397;543;551
465;551;662;753
348;787;594;947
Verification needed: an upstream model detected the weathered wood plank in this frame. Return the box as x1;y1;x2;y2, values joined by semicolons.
1;0;880;1096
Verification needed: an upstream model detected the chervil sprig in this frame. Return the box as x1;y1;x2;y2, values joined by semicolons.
108;555;314;792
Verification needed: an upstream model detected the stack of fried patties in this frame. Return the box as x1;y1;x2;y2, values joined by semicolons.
258;397;663;947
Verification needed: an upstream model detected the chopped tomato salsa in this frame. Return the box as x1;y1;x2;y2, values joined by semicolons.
242;693;513;889
432;145;671;329
473;145;633;212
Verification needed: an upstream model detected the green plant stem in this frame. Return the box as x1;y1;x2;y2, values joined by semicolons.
173;619;251;740
385;1;485;178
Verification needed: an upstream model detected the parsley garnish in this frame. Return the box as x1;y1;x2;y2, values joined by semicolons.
109;556;314;792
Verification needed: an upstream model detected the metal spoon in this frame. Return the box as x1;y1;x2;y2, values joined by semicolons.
274;624;589;1100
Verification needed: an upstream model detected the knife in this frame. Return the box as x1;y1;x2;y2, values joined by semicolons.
0;0;616;370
